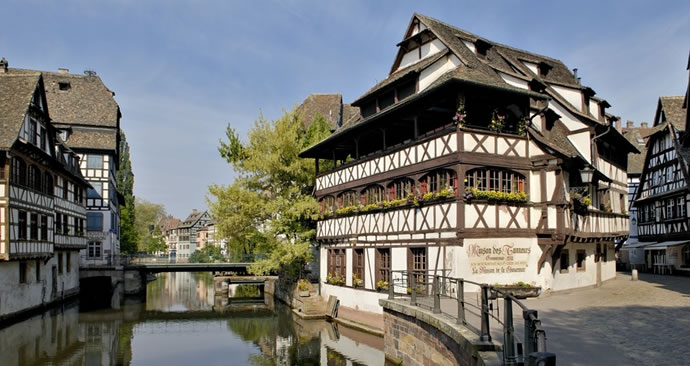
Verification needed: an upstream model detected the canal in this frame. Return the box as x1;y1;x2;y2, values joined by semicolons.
0;272;386;365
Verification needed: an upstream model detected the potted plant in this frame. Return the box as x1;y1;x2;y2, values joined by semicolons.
298;279;310;297
570;189;591;215
376;280;389;292
491;282;541;299
326;273;345;286
352;273;363;288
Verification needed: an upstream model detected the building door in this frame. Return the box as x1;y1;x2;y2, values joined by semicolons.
52;266;58;299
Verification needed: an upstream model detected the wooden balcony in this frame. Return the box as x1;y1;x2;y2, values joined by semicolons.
565;208;629;239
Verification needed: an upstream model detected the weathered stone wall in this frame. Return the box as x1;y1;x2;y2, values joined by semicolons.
380;300;501;366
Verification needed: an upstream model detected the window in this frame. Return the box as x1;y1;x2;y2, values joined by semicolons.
63;214;69;235
87;182;102;198
667;198;675;219
576;250;586;271
44;172;53;195
388;179;415;200
353;248;365;287
319;196;336;213
58;253;63;274
466;168;525;193
29;213;38;240
421;169;457;195
409;247;427;289
87;155;103;169
28;165;41;191
35;260;41;281
678;197;686;218
376;248;391;285
559;250;569;272
18;211;27;239
29;119;38;145
40;215;48;241
338;191;359;207
58;82;71;91
19;262;27;284
62;178;68;199
88;241;102;258
12;157;26;186
363;185;385;205
327;248;346;278
40;127;46;151
55;212;62;235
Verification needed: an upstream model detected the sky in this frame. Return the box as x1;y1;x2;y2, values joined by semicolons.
1;1;688;219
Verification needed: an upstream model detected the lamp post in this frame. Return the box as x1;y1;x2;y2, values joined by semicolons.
580;166;594;184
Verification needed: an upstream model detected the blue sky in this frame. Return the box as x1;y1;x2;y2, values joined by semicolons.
2;1;688;219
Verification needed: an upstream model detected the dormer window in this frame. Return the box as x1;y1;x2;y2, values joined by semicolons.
537;62;552;77
475;39;492;58
58;82;71;91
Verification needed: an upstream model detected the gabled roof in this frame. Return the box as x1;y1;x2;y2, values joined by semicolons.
622;126;650;175
0;72;42;150
658;96;686;131
295;94;344;129
57;126;118;150
178;209;210;229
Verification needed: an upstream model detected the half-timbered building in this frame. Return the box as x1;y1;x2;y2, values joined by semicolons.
37;68;123;266
630;89;690;273
300;14;636;313
174;209;212;261
0;60;89;320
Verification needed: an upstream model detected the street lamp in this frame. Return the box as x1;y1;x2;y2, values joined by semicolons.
580;166;595;184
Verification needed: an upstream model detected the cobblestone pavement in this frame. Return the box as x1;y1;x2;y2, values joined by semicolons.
518;272;690;366
418;273;690;366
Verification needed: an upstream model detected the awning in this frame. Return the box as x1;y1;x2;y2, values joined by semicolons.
643;240;690;251
621;241;656;250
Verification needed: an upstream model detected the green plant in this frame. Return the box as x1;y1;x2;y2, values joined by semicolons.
406;284;425;294
376;280;389;291
326;272;345;286
570;189;591;215
495;281;534;288
352;273;363;288
490;109;505;133
298;279;310;291
467;188;528;203
422;192;435;201
335;205;359;216
518;116;527;136
362;203;380;212
453;95;467;127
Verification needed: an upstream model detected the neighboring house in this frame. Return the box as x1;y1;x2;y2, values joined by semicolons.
300;14;637;313
32;67;122;266
628;89;689;273
621;121;651;244
159;215;180;257
175;209;212;261
0;60;89;321
296;93;359;130
196;221;227;255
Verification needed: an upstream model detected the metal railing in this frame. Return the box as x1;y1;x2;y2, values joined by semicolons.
79;253;265;267
387;270;556;366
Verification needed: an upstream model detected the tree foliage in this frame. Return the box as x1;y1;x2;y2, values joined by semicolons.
208;109;331;277
190;244;224;263
134;198;167;252
117;130;138;254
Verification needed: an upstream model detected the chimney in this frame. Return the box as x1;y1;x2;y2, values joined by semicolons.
0;57;7;73
615;119;622;132
58;68;69;74
572;68;579;84
626;121;634;129
191;209;198;214
641;122;648;128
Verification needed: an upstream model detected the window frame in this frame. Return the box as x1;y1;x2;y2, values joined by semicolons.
559;249;569;273
352;248;365;287
576;249;586;271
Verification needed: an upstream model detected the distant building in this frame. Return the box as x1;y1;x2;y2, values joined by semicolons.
0;60;89;320
159;215;181;256
196;221;226;254
174;209;212;261
621;120;651;244
301;14;637;314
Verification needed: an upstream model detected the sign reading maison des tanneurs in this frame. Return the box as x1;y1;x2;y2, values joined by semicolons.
467;242;530;274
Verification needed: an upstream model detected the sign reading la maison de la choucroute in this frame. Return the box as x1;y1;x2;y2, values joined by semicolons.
467;242;531;274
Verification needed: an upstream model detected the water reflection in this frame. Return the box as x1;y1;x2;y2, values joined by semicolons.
0;272;385;366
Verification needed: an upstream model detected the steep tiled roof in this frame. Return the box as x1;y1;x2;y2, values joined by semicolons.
296;94;343;129
622;127;650;175
178;210;208;228
58;126;118;150
0;72;41;150
659;96;686;131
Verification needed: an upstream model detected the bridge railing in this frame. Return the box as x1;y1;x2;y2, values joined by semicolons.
387;270;556;366
126;253;265;265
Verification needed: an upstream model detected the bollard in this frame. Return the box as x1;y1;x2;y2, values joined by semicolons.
503;295;517;366
632;269;638;281
457;280;465;324
480;284;491;342
527;352;556;366
433;275;441;314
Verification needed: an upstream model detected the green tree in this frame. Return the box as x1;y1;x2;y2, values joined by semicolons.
134;198;167;252
208;109;331;277
189;245;224;263
117;130;138;254
145;226;167;253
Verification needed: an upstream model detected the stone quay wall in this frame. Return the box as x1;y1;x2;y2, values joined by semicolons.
380;299;501;366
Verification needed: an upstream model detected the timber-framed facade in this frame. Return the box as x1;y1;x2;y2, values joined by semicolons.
0;61;89;321
301;14;636;313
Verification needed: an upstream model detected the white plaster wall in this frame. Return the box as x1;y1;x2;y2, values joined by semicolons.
549;100;587;132
320;283;388;314
551;84;582;111
392;247;407;272
419;55;461;91
551;244;598;291
420;39;446;59
530;171;541;202
523;61;539;75
589;100;600;118
462;40;476;54
498;72;529;90
567;131;592;163
399;49;418;70
345;248;352;286
365;247;376;289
